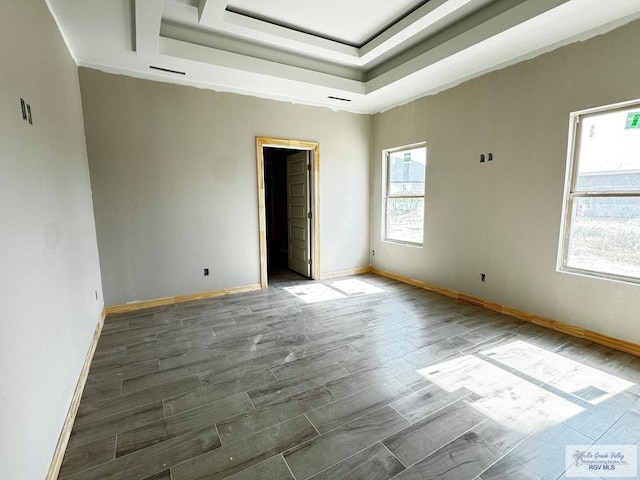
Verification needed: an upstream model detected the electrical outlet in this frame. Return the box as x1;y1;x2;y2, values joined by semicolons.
480;154;485;163
480;273;486;282
372;250;375;256
204;268;209;276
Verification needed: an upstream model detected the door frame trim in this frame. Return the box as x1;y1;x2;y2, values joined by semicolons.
256;137;320;288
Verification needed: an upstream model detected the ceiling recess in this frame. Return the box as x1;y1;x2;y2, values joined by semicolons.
46;0;640;113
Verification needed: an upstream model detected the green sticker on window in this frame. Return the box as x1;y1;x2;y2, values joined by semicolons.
625;112;640;129
404;152;411;163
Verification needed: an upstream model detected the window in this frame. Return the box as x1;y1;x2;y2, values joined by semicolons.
559;101;640;283
383;144;427;245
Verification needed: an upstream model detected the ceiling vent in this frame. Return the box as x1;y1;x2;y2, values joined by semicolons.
327;96;351;102
150;66;186;75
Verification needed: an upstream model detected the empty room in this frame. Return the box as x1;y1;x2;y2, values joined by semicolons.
3;1;640;479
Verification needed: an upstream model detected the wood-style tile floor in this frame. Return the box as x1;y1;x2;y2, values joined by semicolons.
58;273;640;480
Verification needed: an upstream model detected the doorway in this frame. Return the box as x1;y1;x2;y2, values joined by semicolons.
256;137;320;288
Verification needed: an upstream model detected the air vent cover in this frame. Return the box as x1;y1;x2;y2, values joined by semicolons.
327;96;351;102
150;66;186;75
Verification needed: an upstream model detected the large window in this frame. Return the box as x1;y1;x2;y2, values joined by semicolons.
559;101;640;283
383;144;427;245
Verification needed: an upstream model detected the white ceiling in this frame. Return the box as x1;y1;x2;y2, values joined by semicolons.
46;0;640;114
225;0;427;46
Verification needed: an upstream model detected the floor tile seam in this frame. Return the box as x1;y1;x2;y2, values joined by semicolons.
88;357;160;376
552;431;602;480
164;387;255;420
59;433;119;480
213;422;224;447
195;370;205;392
308;400;399;436
73;396;165;430
267;366;280;381
112;432;120;460
390;415;493;471
101;322;166;337
158;354;230;374
93;346;126;359
390;388;480;426
473;419;557;479
162;397;170;418
612;355;638;376
428;430;507;480
288;437;397;480
562;420;602;446
379;440;409;469
310;375;393;409
124;330;214;352
319;384;337;403
122;364;221;396
583;357;633;378
118;344;191;363
217;412;318;452
98;334;161;352
105;321;196;339
393;374;427;392
280;453;298;480
70;409;167;451
340;353;410;374
588;410;633;445
304;413;322;437
111;421;223;469
387;402;412;425
190;354;262;378
459;329;506;347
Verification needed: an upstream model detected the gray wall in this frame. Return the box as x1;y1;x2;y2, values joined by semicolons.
79;69;372;306
371;20;640;345
0;2;103;479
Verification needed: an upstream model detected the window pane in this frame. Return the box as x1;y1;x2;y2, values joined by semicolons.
566;197;640;278
575;108;640;192
389;148;426;195
386;197;424;244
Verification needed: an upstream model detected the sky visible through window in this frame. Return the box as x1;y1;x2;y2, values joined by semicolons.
578;109;640;174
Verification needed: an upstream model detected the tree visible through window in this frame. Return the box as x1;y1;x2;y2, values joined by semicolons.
384;144;426;245
559;101;640;283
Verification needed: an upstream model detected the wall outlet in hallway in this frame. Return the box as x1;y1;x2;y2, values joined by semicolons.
204;268;209;276
480;273;486;282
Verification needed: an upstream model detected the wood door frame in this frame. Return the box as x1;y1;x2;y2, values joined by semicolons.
256;137;320;288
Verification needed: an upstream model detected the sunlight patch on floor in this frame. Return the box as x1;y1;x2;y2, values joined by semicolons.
284;284;346;303
483;340;633;404
328;279;386;296
285;279;385;303
417;354;584;434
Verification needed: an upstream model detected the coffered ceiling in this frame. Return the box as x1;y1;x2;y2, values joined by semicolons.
46;0;640;113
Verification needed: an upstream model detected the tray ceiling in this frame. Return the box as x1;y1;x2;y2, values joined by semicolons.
225;0;427;46
46;0;640;113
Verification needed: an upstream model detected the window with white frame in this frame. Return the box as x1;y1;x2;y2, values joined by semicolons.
559;101;640;283
383;144;427;245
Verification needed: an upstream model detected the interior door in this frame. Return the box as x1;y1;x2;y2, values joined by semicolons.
286;151;311;277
